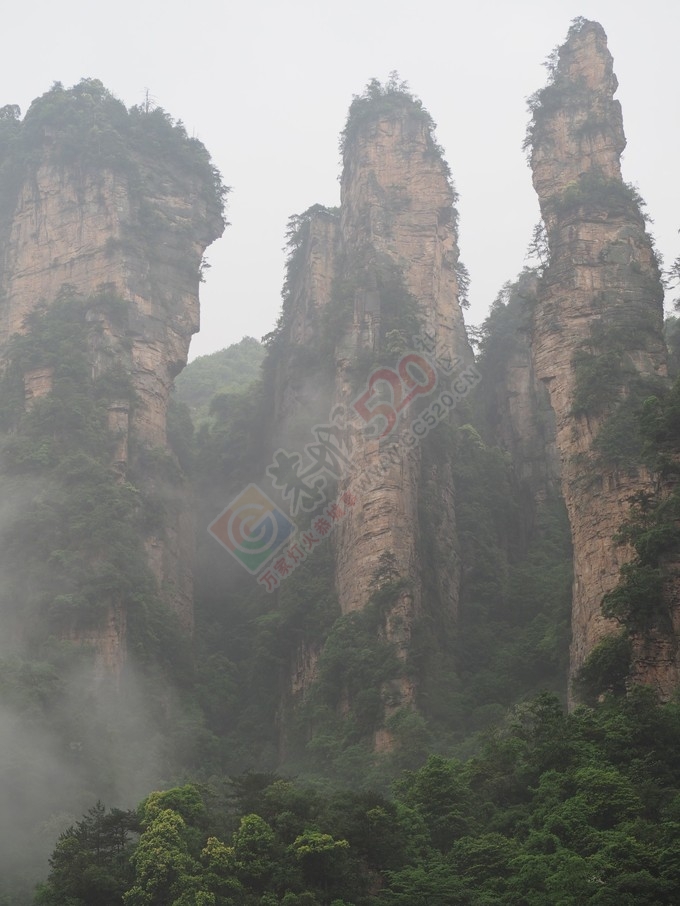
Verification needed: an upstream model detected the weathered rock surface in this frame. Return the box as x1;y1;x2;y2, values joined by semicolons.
273;90;473;736
1;160;221;452
334;102;471;650
528;20;669;691
0;88;224;671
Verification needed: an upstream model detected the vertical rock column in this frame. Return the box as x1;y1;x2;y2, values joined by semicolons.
332;99;473;717
270;208;340;699
528;20;668;686
0;88;224;668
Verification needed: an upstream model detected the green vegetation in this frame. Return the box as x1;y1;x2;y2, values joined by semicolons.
0;285;201;656
0;288;207;904
572;319;661;468
324;248;424;380
525;18;601;154
265;204;425;392
0;79;226;284
0;78;228;902
572;362;666;471
187;266;576;786
174;338;265;422
573;633;632;705
10;79;223;204
571;345;627;416
37;691;680;904
0;289;142;632
457;279;571;734
340;73;448;179
664;315;680;379
550;172;648;223
262;204;338;401
452;426;572;735
282;559;419;784
573;373;680;701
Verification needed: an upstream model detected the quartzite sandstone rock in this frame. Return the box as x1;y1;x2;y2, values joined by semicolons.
528;20;668;692
0;89;224;673
334;103;471;644
273;91;472;736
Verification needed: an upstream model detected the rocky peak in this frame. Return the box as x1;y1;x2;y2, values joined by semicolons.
339;87;470;362
529;19;626;237
527;21;670;696
270;80;472;748
0;81;225;670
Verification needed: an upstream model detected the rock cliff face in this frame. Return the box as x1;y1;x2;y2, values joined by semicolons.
273;86;473;737
527;20;669;690
479;273;560;507
334;97;471;619
0;82;224;671
271;208;339;436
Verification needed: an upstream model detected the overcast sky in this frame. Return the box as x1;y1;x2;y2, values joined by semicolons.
4;1;679;360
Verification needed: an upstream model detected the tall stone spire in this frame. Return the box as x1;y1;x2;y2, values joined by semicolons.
528;20;668;691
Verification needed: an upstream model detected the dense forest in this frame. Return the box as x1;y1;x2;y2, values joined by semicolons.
33;691;680;905
2;17;680;906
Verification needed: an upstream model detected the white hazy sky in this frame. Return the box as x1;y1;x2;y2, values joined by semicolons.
3;1;679;359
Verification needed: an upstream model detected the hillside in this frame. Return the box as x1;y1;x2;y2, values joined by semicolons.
175;337;265;421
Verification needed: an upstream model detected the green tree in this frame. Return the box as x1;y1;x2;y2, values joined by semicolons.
35;803;138;906
123;809;205;906
291;830;350;892
396;755;474;851
232;814;280;892
380;856;466;905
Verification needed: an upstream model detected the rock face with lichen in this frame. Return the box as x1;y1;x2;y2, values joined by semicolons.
0;81;225;673
270;83;473;743
527;20;670;693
